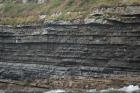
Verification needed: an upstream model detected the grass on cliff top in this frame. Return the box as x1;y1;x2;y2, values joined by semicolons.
0;0;140;25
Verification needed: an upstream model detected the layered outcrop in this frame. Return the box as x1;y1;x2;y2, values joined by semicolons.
0;5;140;91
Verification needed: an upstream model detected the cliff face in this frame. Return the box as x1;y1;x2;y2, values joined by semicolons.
0;5;140;90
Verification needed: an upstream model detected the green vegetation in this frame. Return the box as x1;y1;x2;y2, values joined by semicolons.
0;0;140;25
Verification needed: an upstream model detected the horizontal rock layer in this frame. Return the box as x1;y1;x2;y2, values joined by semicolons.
0;24;140;78
0;17;140;90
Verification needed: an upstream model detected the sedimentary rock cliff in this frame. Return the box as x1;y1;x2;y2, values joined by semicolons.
0;5;140;91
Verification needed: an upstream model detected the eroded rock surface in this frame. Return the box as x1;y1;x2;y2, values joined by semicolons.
0;6;140;91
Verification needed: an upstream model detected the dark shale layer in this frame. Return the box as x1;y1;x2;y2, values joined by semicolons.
0;6;140;91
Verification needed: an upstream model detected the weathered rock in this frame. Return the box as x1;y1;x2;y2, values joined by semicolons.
87;5;140;24
0;5;140;91
91;5;140;15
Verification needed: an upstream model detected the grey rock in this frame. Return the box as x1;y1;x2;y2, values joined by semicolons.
0;5;140;90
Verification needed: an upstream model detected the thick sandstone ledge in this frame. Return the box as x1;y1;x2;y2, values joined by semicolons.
0;77;140;91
